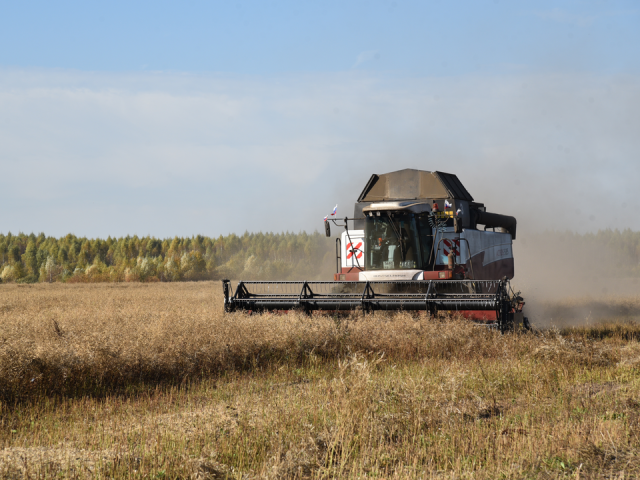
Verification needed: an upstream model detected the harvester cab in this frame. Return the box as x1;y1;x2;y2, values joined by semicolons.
223;169;529;332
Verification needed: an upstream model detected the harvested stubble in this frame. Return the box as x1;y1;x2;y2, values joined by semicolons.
1;282;640;478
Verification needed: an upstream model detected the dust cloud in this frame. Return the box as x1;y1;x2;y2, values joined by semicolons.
513;235;640;328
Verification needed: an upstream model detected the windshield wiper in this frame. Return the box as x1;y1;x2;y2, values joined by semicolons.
385;212;405;260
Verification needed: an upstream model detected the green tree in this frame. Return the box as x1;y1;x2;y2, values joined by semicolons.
77;240;90;267
168;237;181;257
148;239;162;257
12;261;26;280
191;251;206;276
22;241;38;275
36;232;46;247
8;244;20;264
58;246;69;265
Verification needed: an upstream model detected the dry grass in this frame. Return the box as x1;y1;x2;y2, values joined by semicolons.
1;282;640;478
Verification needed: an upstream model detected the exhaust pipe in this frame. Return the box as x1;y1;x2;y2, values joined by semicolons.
473;210;517;239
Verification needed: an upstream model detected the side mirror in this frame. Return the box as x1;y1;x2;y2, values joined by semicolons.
454;217;462;234
324;220;331;237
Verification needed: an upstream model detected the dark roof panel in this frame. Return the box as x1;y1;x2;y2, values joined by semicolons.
434;171;474;202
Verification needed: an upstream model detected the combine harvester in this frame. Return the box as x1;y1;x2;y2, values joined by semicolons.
223;169;529;331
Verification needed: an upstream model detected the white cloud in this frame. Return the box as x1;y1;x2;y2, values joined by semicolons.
0;69;638;237
352;50;381;69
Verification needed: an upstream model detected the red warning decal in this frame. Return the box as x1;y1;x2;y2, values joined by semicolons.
346;241;363;259
443;238;460;256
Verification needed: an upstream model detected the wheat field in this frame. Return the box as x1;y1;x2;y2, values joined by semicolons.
2;282;640;478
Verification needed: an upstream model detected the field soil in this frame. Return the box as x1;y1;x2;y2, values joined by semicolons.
2;282;640;478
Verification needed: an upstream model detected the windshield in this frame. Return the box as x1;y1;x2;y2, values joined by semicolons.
364;212;432;270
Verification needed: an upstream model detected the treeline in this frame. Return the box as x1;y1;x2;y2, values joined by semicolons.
0;232;335;283
0;229;639;284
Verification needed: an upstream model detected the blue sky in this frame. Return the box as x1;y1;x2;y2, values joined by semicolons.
2;1;639;75
1;1;639;237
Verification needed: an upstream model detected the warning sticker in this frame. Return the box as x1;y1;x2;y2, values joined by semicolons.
346;241;363;260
